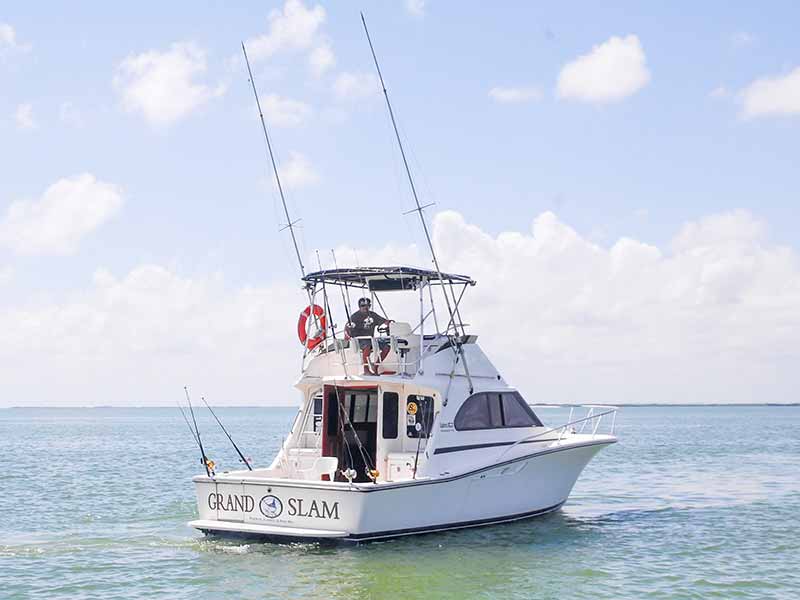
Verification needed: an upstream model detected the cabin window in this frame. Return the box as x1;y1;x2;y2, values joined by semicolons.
326;391;339;437
501;392;542;427
313;392;323;432
382;392;399;439
407;395;434;438
344;392;378;424
454;392;542;430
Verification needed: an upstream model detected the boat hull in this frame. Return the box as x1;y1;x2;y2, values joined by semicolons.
189;437;613;542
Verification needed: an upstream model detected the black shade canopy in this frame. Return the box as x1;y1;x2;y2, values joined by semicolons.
303;266;476;291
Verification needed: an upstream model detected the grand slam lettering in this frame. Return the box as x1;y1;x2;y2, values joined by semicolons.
207;493;340;520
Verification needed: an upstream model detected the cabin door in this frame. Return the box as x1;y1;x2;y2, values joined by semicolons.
322;386;378;483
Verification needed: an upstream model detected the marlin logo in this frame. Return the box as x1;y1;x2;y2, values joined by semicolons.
259;495;283;518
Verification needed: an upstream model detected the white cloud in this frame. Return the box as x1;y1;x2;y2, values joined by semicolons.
740;66;800;118
406;0;426;17
245;0;334;75
262;94;312;127
0;265;301;406
308;43;335;77
0;22;31;57
333;71;378;101
113;42;225;126
14;103;36;130
488;86;543;104
428;210;800;404
557;34;650;103
278;151;319;189
0;174;124;255
3;209;799;406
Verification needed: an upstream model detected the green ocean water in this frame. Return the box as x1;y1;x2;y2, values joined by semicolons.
1;405;798;599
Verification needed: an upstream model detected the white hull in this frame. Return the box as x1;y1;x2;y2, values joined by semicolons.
189;436;613;542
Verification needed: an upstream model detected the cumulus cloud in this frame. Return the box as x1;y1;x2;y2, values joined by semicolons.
262;94;312;127
2;210;799;406
0;22;31;57
333;71;378;101
278;151;319;189
557;34;650;103
308;43;335;77
14;103;36;130
113;42;225;126
245;0;334;76
428;210;800;404
0;265;301;406
0;174;124;255
740;66;800;118
488;86;543;104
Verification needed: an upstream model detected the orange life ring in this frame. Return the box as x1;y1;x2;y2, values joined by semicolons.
297;304;326;350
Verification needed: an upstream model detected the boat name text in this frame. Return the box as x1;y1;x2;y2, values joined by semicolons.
207;493;340;520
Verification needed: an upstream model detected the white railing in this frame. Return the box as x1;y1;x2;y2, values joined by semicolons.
317;334;422;375
495;404;619;462
530;403;619;442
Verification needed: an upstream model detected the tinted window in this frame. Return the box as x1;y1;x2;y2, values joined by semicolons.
501;392;543;427
454;391;542;430
407;395;434;438
382;392;399;439
326;391;338;436
488;394;503;427
454;393;493;430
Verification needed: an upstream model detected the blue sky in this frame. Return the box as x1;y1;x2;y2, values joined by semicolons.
1;1;799;405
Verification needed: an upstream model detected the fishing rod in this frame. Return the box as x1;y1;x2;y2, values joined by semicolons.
175;395;200;446
360;13;458;327
200;396;253;471
241;42;305;279
184;386;212;476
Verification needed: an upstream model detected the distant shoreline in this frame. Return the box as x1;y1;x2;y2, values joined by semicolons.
2;403;798;409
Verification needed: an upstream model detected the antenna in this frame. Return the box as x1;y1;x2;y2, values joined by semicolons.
360;13;456;323
242;42;305;277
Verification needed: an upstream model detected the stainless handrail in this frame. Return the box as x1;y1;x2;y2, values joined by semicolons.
495;406;618;462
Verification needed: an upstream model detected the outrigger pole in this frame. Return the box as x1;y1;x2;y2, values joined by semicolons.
242;42;323;370
360;14;459;331
242;42;305;278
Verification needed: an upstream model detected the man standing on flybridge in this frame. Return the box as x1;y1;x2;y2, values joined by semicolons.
347;297;393;375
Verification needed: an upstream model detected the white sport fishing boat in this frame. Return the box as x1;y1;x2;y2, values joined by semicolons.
187;20;618;543
188;269;618;542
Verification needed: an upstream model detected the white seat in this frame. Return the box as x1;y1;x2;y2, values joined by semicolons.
297;457;338;481
389;321;412;337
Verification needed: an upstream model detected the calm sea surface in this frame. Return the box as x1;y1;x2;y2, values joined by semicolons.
1;405;798;599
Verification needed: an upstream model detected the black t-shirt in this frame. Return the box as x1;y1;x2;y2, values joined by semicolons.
348;310;387;337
